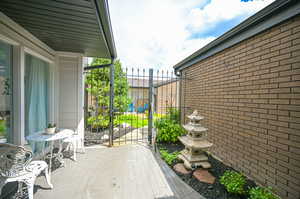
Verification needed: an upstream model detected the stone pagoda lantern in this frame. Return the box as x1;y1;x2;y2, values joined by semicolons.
178;110;213;169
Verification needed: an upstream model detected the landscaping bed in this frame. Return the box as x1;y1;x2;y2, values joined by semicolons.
155;108;280;199
157;142;257;199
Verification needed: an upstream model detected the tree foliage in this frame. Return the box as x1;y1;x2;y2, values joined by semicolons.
85;58;130;128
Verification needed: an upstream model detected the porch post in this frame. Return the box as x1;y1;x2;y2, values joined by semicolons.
148;69;154;144
12;46;25;145
109;63;114;147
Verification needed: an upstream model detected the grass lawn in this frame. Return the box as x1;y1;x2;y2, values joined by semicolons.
115;114;148;128
115;113;166;128
0;120;6;138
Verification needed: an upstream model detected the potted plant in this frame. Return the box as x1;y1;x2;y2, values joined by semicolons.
45;123;56;134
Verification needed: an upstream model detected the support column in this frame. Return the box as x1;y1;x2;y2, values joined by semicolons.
12;45;25;145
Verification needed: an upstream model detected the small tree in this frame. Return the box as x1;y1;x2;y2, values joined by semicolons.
85;58;130;128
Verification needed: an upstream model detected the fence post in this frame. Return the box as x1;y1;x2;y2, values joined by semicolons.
148;69;154;144
109;63;114;147
84;82;88;130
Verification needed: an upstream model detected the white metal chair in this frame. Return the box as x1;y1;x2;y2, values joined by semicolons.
63;130;85;161
0;143;53;199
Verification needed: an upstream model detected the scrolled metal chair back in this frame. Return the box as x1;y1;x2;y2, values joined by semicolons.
0;143;33;178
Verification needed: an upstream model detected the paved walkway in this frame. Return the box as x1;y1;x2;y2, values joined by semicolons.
34;145;174;199
111;126;149;146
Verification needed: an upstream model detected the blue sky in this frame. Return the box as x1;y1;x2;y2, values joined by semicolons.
108;0;275;71
189;16;245;38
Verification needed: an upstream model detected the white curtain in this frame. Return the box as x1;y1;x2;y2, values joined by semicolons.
25;54;49;152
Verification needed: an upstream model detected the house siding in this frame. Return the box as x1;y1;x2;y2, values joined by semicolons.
128;87;149;111
58;54;85;141
156;81;178;114
180;15;300;199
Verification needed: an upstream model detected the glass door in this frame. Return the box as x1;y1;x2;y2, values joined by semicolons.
0;41;12;143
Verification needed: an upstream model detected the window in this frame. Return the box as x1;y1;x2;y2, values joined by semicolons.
0;40;12;143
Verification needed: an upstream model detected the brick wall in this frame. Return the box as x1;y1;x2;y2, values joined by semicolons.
180;15;300;199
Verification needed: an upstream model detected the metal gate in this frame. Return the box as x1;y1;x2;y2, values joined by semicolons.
84;66;180;147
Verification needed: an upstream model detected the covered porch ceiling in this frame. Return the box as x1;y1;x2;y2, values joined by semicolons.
0;0;116;58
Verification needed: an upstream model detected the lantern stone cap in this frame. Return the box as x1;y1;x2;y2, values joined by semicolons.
183;125;207;132
187;110;204;121
179;136;213;149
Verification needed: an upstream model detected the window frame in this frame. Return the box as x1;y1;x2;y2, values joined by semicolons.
0;39;13;143
0;33;55;145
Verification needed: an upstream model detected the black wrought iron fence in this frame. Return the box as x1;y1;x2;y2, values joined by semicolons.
84;67;187;147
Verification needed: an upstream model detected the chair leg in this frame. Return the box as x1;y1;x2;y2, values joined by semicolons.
18;181;23;197
81;138;85;153
0;179;6;196
44;166;53;189
73;141;77;161
66;142;71;151
25;178;35;199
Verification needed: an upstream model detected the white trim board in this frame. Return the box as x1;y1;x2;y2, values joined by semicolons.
56;51;84;58
24;47;54;64
0;33;19;46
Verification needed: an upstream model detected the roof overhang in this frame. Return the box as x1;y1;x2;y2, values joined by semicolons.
0;0;117;59
174;0;300;72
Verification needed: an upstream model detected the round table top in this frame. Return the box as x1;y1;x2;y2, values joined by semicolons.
26;129;74;142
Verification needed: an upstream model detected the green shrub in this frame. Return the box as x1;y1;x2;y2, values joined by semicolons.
0;120;6;137
154;108;185;143
160;148;180;165
87;115;109;129
249;187;280;199
155;118;185;143
166;108;180;123
220;171;246;194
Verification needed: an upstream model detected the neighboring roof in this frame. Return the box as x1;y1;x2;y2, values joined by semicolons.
154;78;179;88
174;0;300;72
128;78;162;88
0;0;117;59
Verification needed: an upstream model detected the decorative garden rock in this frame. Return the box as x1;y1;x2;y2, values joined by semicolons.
178;110;213;169
173;163;191;175
193;169;216;184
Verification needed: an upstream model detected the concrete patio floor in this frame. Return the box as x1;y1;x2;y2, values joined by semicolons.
34;144;174;199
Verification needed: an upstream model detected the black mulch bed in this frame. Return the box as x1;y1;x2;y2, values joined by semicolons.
157;142;256;199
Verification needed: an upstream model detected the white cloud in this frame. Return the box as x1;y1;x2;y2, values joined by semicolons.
108;0;274;71
188;0;275;33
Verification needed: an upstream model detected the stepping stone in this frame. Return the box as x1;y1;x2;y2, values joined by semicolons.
193;169;215;184
173;163;191;175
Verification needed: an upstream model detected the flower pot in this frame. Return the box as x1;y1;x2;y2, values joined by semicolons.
45;127;56;134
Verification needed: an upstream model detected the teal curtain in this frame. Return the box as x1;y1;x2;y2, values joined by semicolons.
25;54;49;153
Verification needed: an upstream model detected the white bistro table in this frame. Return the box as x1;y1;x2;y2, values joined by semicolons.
26;129;74;176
